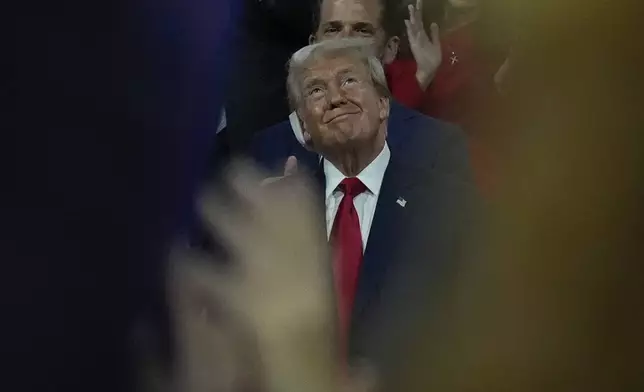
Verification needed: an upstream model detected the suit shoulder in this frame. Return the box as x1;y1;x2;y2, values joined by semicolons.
391;105;471;180
255;118;293;138
250;118;295;168
405;108;465;143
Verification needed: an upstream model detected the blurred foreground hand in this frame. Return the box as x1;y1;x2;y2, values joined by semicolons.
168;161;340;392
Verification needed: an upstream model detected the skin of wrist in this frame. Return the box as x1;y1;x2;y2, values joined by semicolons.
415;69;435;90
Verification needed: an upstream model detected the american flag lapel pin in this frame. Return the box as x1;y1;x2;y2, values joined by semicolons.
396;197;407;207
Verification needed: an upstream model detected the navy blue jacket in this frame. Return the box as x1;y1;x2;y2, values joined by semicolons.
263;143;480;390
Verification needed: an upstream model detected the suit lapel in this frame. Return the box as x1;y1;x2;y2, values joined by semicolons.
314;155;430;353
349;158;418;340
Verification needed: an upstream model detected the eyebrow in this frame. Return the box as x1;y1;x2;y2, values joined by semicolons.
302;76;325;90
321;21;377;32
336;66;358;78
352;22;376;33
321;21;343;30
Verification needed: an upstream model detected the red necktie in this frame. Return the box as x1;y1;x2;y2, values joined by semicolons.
330;177;367;354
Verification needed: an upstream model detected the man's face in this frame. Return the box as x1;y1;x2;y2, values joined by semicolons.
298;54;389;154
313;0;398;64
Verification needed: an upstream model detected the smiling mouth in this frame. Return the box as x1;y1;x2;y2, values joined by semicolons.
328;113;355;123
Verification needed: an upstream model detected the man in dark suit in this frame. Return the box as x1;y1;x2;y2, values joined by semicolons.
250;0;472;182
284;38;478;386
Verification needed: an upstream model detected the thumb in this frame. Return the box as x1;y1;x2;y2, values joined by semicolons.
430;22;441;47
284;156;298;176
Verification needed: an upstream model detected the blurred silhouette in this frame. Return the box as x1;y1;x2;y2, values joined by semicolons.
388;0;512;197
169;162;338;392
5;0;237;391
389;0;644;391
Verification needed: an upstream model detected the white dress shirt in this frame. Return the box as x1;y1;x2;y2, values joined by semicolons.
289;111;307;145
217;108;227;133
324;143;391;251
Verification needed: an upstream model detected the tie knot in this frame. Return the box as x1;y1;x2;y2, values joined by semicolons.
339;177;367;197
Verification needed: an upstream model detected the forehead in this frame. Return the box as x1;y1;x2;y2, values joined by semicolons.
319;0;382;26
302;54;369;81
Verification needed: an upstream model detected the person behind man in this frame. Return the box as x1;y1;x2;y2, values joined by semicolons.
251;0;471;183
282;37;478;381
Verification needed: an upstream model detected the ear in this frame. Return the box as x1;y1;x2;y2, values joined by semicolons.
382;36;400;65
302;131;314;151
308;34;316;45
296;112;316;151
378;96;391;122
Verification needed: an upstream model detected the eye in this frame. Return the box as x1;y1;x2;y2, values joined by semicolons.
324;26;339;34
342;77;359;86
307;86;325;97
355;27;374;36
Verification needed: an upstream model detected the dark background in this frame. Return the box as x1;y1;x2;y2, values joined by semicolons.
5;0;237;390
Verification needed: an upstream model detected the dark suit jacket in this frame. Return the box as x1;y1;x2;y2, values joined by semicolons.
311;151;480;390
250;101;473;182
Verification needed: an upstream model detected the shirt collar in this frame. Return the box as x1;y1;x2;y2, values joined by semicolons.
323;143;391;200
289;111;307;145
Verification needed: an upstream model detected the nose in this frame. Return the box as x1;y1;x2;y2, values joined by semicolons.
327;82;347;107
339;25;352;38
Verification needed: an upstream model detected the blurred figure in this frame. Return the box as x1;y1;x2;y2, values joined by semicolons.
390;0;507;127
5;0;237;391
251;0;472;186
387;0;644;391
168;162;339;392
388;0;510;196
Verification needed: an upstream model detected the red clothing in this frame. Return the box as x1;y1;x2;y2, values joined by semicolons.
331;178;367;360
386;24;501;196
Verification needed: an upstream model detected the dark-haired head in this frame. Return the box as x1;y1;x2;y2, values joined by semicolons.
310;0;403;64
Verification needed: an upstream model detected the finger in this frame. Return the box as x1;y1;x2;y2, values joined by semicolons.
225;159;272;218
198;185;251;255
404;19;415;43
283;155;298;176
260;176;285;186
167;249;242;322
430;22;441;47
256;174;328;273
226;159;267;202
415;0;425;28
407;4;417;28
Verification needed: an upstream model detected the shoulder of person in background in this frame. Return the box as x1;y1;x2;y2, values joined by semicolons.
387;102;474;183
249;118;298;171
250;115;319;177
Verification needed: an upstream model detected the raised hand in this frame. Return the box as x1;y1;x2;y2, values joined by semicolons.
169;161;339;392
405;0;442;90
260;155;299;186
